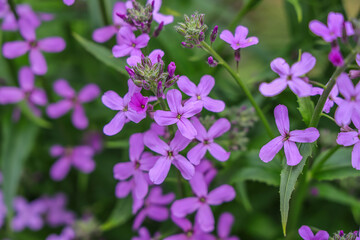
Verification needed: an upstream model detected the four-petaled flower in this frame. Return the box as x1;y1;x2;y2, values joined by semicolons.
220;25;259;50
47;79;100;129
12;197;47;231
177;75;225;113
259;52;316;97
171;172;236;232
147;0;174;25
112;27;150;58
298;225;329;240
259;104;320;166
46;226;75;240
44;193;75;227
309;12;344;42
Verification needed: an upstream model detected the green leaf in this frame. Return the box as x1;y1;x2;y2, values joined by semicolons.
73;33;128;76
315;182;360;208
1;115;39;219
99;196;132;232
235;182;253;212
232;166;280;186
279;143;312;236
297;97;314;126
287;0;302;22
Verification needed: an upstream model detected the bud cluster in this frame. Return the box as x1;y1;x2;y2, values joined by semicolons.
175;12;208;48
330;230;359;240
119;0;154;33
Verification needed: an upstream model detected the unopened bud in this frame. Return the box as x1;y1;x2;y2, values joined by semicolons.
153;21;164;37
234;49;241;62
198;32;205;42
156;81;163;98
210;25;218;43
125;66;135;77
181;42;193;48
165;75;179;88
349;70;360;79
168;62;176;78
207;56;218;67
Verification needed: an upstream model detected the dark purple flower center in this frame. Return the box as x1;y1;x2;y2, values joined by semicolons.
176;114;182;119
135;161;140;169
286;75;292;81
283;133;290;141
131;43;136;47
199;197;206;203
204;139;209;145
167;151;173;157
186;230;193;237
141;104;145;109
123;106;128;112
29;41;38;48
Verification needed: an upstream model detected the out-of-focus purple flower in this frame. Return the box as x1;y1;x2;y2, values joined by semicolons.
49;144;96;181
92;2;129;43
298;225;329;240
187;117;230;165
216;212;239;240
133;187;175;229
127;49;164;67
144;130;195;184
132;227;160;240
2;20;66;75
195;159;217;185
310;85;340;114
154;89;202;139
147;123;166;137
82;131;103;153
334;73;360;126
102;80;146;136
44;193;75;227
0;67;47;115
0;191;6;228
259;52;316;97
164;215;215;240
114;133;157;199
309;12;344;42
259;105;320;166
220;25;258;50
47;79;100;129
112;27;150;58
47;226;75;240
63;0;75;6
130;92;149;113
336;117;360;170
171;172;236;232
349;54;360;79
12;197;47;231
328;46;344;66
147;0;173;25
177;75;225;113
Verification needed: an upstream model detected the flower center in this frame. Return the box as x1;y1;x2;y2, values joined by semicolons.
123;106;128;112
199;197;206;203
135;161;140;169
29;41;37;48
283;133;290;141
204;139;209;145
286;75;292;81
167;151;173;157
186;230;193;237
197;95;201;100
351;96;356;101
177;114;182;119
132;43;136;47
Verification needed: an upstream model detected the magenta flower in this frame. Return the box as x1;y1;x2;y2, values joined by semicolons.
216;212;239;240
49;145;95;181
147;0;174;25
177;75;225;113
187;117;230;165
92;2;129;43
0;67;47;115
219;25;259;50
114;133;157;199
133;187;175;229
336;117;360;170
47;79;100;129
129;92;149;113
127;49;164;66
63;0;75;6
47;227;75;240
132;227;160;240
328;46;344;66
171;172;236;232
102;80;146;136
44;193;75;227
334;73;360;126
298;225;329;240
112;27;150;58
12;197;47;231
259;52;316;97
2;20;66;75
154;89;202;139
259;105;320;166
164;215;215;240
350;54;360;79
309;12;344;42
144;130;195;184
195;159;217;185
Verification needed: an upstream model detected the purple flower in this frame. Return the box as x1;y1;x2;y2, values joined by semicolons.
102;80;146;136
259;52;316;97
187;117;230;165
92;2;129;43
12;197;47;231
2;20;66;75
259;105;320;166
63;0;75;6
0;191;6;228
350;54;360;79
133;187;175;229
82;131;103;153
49;145;96;181
195;159;217;186
328;46;344;66
171;172;236;232
177;75;225;113
216;212;239;240
127;49;164;66
44;193;75;227
164;215;215;240
132;227;160;240
311;85;339;114
154;89;202;139
0;67;47;115
144;130;195;184
309;12;344;42
129;92;149;113
47;226;75;240
334;73;360;126
112;27;150;58
219;25;259;50
298;225;329;240
114;133;157;199
336;117;360;170
147;0;174;25
47;79;100;129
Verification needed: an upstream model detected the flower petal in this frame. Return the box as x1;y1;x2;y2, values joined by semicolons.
298;225;315;240
149;156;171;184
92;26;117;43
289;128;320;143
134;34;150;48
102;91;124;110
78;84;100;103
0;87;24;104
53;79;75;98
203;97;225;112
147;206;169;221
173;155;195;180
38;37;66;52
217;212;234;238
18;66;34;91
196;204;214;233
187;143;207;165
198;75;215;96
2;41;29;59
72;104;88;129
154;110;178;126
134;171;148;199
274;104;290;135
259;136;284;163
337;72;355;100
208;118;231;139
177;76;197;96
309;20;332;42
270;58;290;77
207;185;236;205
47;99;73;118
208;143;230;162
113;162;134;180
115;181;132;198
171;197;200;218
129;133;144;162
352;142;360;170
166;89;182;113
219;30;234;45
291;52;316;77
337;131;359;146
143;132;168;155
259;78;287;97
284;140;302;166
50;157;71;181
112;44;132;58
103;112;126;136
335;101;354;126
29;49;47;75
189;172;208;197
177;118;197;140
288;78;313;97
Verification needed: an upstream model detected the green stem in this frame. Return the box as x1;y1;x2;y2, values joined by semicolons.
8;0;19;20
310;145;340;175
320;113;336;123
200;41;275;138
98;0;109;25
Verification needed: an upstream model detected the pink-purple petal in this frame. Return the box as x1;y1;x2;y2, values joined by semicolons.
283;140;302;166
289;128;320;143
78;84;100;103
208;118;231;139
177;118;198;140
154;110;178;126
113;162;134;180
196;204;214;233
270;58;290;77
208;143;230;162
203;97;225;112
0;87;24;104
173;155;195;180
18;66;34;91
298;225;315;240
149;156;171;184
187;143;207;165
72;104;88;129
259;136;284;163
259;78;287;97
115;181;132;198
47;99;73;118
207;184;235;205
177;76;197;96
38;37;66;53
50;157;71;181
92;26;117;43
217;212;234;238
2;41;29;58
290;52;316;77
198;75;215;96
274;104;290;136
189;172;208;197
143;132;168;155
171;197;201;218
53;79;75;98
352;142;360;170
103;112;126;136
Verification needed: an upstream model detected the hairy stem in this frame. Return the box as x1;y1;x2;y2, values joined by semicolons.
200;41;275;138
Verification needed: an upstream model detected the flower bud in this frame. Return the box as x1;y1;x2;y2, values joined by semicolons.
349;70;360;79
153;21;164;37
328;47;344;67
210;25;218;43
156;81;163;98
168;62;176;78
125;66;135;77
207;56;218;67
234;49;241;62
